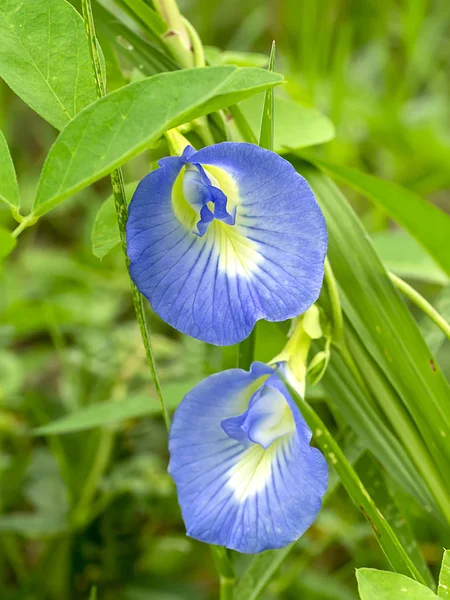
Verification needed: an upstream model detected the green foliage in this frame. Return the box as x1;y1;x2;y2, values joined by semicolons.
0;226;16;260
1;0;449;598
34;66;282;217
240;95;335;152
356;569;438;600
0;129;20;210
302;154;450;276
0;0;97;131
34;379;199;436
439;550;450;598
91;182;137;259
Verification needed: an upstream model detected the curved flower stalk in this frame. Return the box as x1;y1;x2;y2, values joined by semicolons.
169;362;328;553
126;142;327;346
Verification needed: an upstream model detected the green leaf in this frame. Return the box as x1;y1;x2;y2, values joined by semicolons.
0;226;16;261
33;379;200;435
33;66;282;217
0;0;98;131
358;455;434;588
301;163;450;524
301;154;450;276
419;284;450;356
356;569;438;600
258;41;275;150
438;550;450;598
0;129;20;210
91;182;137;259
371;231;448;285
240;95;335;153
234;547;292;600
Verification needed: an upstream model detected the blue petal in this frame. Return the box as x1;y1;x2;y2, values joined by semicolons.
126;142;327;346
168;362;328;554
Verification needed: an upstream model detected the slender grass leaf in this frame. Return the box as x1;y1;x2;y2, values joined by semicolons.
91;182;137;259
301;154;450;276
287;384;426;583
299;163;450;524
0;0;98;131
258;41;275;150
33;379;200;435
320;337;437;516
0;130;20;210
240;95;335;152
234;547;292;600
89;588;98;600
33;66;282;216
438;550;450;598
0;227;16;261
371;231;448;285
356;569;438;600
358;455;434;588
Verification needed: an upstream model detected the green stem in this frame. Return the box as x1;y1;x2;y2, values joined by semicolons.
238;327;256;370
211;546;236;600
324;257;344;345
72;430;115;527
12;214;38;238
390;272;450;340
81;0;169;431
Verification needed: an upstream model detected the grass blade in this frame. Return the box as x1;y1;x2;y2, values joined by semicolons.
300;153;450;276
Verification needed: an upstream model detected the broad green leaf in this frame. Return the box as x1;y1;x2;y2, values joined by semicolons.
356;569;438;600
301;154;450;276
301;163;450;524
0;226;16;261
240;95;335;152
0;0;98;131
439;550;450;598
371;231;448;285
33;66;282;216
91;182;137;259
0;130;20;210
34;379;200;435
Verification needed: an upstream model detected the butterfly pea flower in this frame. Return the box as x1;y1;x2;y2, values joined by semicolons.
168;362;328;553
126;142;327;346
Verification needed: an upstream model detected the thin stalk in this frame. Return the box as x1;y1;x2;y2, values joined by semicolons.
81;0;169;430
324;257;344;345
211;546;236;600
390;272;450;340
237;328;256;370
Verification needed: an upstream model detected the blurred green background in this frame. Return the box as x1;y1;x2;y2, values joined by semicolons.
1;0;449;598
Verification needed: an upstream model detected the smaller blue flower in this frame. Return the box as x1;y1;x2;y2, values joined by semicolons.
169;362;328;554
126;142;327;346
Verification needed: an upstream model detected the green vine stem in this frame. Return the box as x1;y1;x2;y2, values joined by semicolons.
390;272;450;341
81;0;169;431
211;546;237;600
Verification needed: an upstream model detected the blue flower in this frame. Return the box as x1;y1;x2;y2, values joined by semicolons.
168;362;328;553
126;142;327;346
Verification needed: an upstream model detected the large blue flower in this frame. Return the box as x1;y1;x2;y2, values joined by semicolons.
126;142;327;346
169;362;328;553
